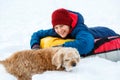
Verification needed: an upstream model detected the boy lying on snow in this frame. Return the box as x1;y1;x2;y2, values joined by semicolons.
30;8;120;61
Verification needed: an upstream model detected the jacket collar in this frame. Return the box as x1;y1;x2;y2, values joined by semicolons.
69;12;78;33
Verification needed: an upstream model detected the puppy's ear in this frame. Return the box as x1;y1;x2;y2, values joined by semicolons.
74;48;80;62
52;50;63;69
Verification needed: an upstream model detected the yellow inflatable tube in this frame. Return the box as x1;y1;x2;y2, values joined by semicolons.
40;36;74;48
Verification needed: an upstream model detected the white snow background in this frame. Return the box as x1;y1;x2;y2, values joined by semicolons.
0;0;120;80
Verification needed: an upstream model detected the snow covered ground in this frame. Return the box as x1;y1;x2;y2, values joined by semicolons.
0;0;120;80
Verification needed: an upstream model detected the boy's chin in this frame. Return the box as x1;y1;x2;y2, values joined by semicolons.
60;35;67;38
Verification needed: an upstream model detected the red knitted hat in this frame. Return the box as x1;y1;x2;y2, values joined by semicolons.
52;8;72;27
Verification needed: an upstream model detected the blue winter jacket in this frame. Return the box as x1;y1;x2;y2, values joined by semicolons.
30;10;118;56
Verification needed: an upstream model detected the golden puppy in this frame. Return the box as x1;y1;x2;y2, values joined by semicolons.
0;47;80;80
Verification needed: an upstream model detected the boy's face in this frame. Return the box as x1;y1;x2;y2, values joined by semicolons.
54;24;70;38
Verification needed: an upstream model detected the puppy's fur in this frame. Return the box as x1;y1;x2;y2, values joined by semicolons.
0;47;80;80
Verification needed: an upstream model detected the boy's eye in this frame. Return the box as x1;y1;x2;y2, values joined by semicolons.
54;27;58;30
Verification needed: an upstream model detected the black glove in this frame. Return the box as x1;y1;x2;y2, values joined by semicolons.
32;44;40;50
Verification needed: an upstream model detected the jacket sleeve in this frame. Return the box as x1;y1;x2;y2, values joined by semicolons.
64;10;94;55
63;30;94;56
30;29;58;48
